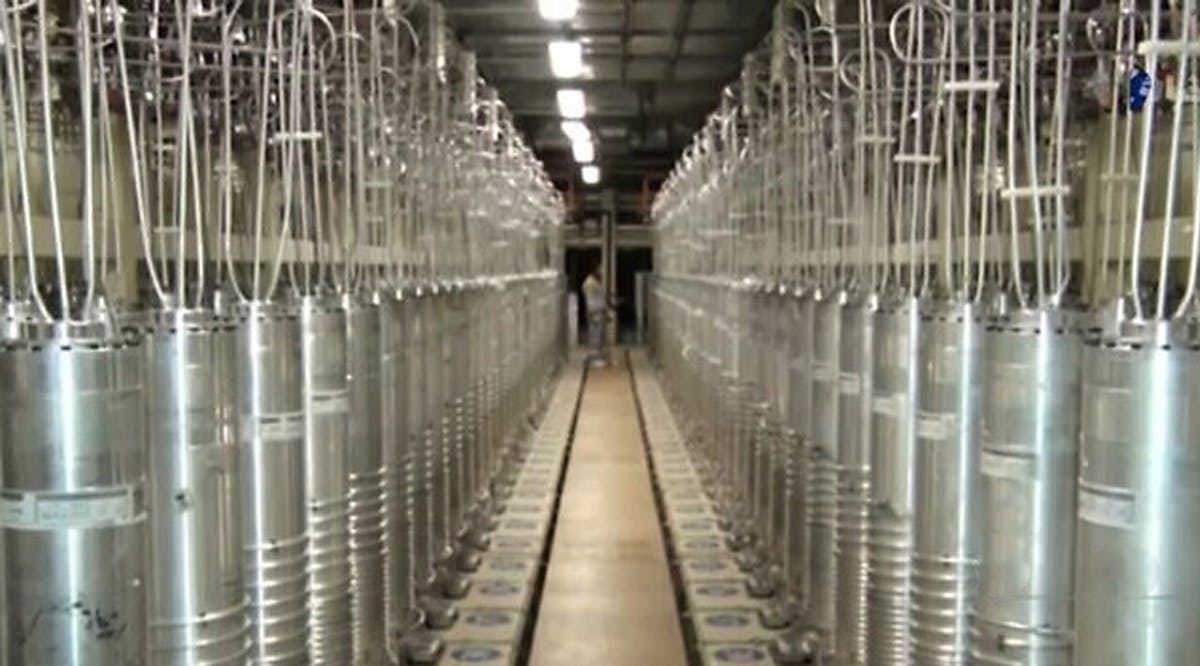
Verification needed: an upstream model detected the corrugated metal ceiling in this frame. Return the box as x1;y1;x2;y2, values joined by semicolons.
443;0;775;222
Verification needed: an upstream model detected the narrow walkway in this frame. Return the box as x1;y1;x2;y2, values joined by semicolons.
529;356;687;666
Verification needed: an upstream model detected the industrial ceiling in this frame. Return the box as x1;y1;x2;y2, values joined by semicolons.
442;0;777;224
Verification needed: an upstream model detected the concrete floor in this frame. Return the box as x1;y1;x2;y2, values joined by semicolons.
529;357;687;666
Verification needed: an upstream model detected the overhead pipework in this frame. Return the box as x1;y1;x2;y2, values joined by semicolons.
0;1;565;665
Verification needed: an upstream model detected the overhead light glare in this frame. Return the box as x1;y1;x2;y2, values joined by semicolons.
560;120;591;142
538;0;578;21
572;139;595;164
581;165;601;185
548;40;583;79
556;88;587;119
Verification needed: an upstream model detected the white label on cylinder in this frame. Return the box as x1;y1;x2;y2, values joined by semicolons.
839;372;862;396
1079;487;1136;529
873;392;908;419
0;487;139;529
872;394;895;417
813;361;835;382
246;411;305;442
980;450;1035;480
310;390;350;416
917;411;952;441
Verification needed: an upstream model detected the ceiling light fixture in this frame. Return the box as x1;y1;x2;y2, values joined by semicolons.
556;88;587;119
560;120;591;143
572;139;595;164
548;40;583;79
581;165;601;185
538;0;578;21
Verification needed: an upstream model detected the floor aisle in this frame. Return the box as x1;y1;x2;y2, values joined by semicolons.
528;356;687;666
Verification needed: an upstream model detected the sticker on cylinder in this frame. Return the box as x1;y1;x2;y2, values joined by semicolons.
916;411;952;441
0;486;142;530
812;361;835;382
980;449;1035;481
839;372;862;396
873;393;906;418
1079;486;1136;529
310;390;350;415
243;412;304;442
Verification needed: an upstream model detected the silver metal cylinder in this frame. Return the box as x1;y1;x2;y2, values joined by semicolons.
300;296;353;664
0;328;148;665
146;311;249;665
235;303;308;664
383;293;415;657
910;300;982;665
971;310;1080;665
836;295;876;665
409;293;435;585
444;289;468;546
346;295;386;665
807;289;843;636
1074;325;1200;666
866;297;920;666
786;291;815;606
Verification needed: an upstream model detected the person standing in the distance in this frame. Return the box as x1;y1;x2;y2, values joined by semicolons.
582;266;609;366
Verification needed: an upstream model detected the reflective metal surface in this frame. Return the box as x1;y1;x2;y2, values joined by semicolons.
1074;327;1200;666
973;311;1080;665
0;334;148;666
382;292;415;657
145;312;248;665
300;296;353;664
808;290;844;639
235;304;308;664
911;301;983;665
866;299;920;666
346;296;385;665
836;296;876;665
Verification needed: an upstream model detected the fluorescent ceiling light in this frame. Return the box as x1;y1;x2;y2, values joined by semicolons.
548;40;583;79
560;120;591;142
538;0;578;21
581;165;601;185
572;139;595;164
556;88;587;119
